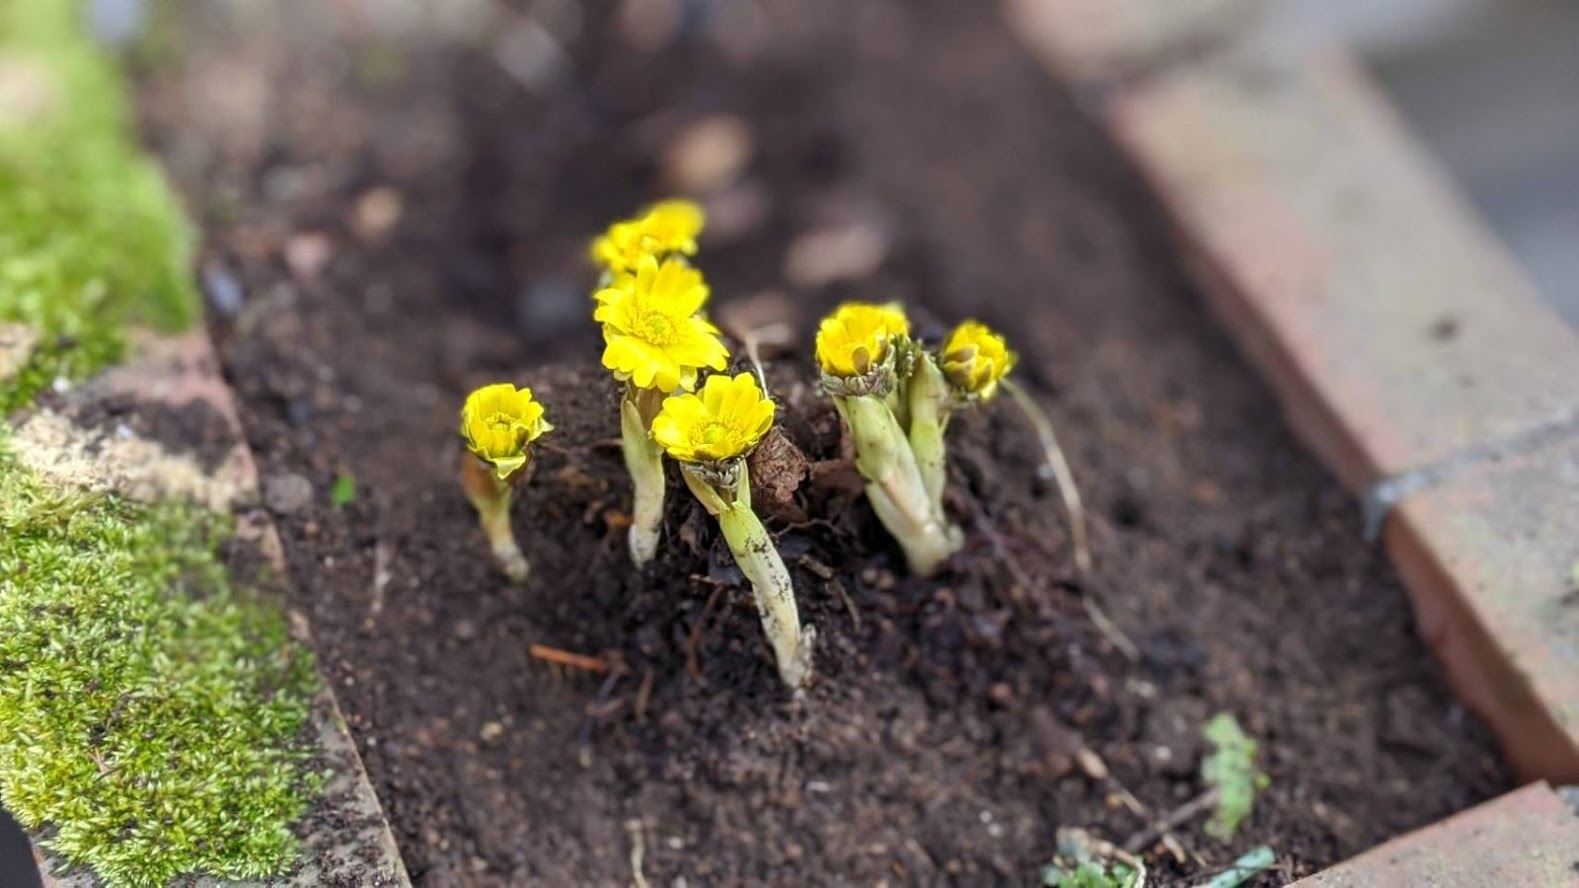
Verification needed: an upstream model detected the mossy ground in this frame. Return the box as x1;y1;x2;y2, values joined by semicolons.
0;4;321;886
0;444;320;886
0;0;196;413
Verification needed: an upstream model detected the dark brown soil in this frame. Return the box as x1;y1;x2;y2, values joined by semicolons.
137;1;1508;885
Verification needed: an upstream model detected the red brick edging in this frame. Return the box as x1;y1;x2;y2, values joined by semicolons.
1290;782;1579;887
1006;0;1579;880
1006;0;1579;782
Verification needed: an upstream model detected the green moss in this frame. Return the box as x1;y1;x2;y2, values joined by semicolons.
0;439;320;887
0;6;321;884
0;0;197;413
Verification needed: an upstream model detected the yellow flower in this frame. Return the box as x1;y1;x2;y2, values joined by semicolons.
941;320;1017;399
652;372;777;464
815;302;911;378
595;255;730;392
590;199;705;274
461;383;553;479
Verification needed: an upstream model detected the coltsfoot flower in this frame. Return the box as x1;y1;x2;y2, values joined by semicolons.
459;383;553;584
461;383;554;480
590;199;705;275
941;321;1017;400
652;372;776;464
814;301;911;381
655;373;813;689
596;255;730;393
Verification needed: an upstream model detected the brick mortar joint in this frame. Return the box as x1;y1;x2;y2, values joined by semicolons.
1362;408;1579;541
1052;4;1266;106
1561;786;1579;818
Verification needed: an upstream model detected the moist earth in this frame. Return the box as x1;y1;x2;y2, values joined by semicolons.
134;0;1508;884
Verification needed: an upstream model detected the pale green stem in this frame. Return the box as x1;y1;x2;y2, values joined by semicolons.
466;477;529;583
841;394;962;576
622;389;666;567
907;355;951;512
682;465;814;688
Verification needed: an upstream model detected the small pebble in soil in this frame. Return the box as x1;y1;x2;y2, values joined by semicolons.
353;186;404;243
88;0;146;45
717;289;799;355
662;114;754;195
1142;695;1209;778
783;219;891;288
263;472;314;515
616;0;683;52
516;275;585;347
201;261;245;318
699;179;770;244
285;232;334;280
494;16;569;94
1075;748;1108;781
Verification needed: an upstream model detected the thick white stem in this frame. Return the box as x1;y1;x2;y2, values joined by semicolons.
622;394;666;567
844;394;962;576
682;465;814;689
907;356;950;511
719;504;814;688
469;482;529;583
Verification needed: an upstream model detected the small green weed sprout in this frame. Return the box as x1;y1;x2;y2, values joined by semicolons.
329;471;357;508
1201;712;1269;841
1039;828;1144;888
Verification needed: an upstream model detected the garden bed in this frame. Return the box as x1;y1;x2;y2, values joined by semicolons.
137;0;1508;883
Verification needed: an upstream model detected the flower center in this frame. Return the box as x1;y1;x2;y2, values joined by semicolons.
488;414;514;434
641;311;677;344
699;422;728;448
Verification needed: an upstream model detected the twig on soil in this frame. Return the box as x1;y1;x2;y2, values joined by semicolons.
1003;378;1092;574
828;577;861;631
979;516;1138;660
685;582;726;678
1083;595;1140;662
1081;747;1199;866
977;517;1036;608
634;666;655;723
1123;787;1220;853
625;819;649;888
366;540;392;626
529;644;612;674
576;670;626;768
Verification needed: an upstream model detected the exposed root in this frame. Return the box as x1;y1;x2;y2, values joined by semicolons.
1083;595;1140;662
1123;788;1219;854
